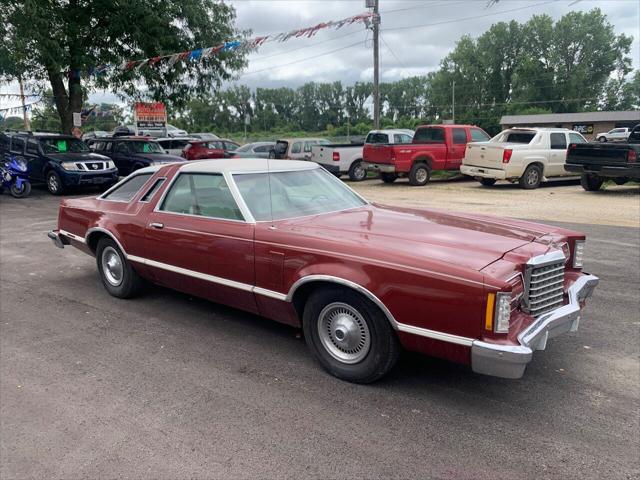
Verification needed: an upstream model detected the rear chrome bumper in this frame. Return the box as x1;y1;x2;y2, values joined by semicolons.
471;274;599;379
460;164;508;180
362;162;396;173
47;230;68;248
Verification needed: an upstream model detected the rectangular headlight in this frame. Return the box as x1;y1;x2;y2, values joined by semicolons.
573;240;585;269
494;292;511;333
60;162;80;171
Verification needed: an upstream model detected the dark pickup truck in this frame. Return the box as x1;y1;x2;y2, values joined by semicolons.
565;124;640;191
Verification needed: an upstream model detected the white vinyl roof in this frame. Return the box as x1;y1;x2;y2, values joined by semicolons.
179;158;319;173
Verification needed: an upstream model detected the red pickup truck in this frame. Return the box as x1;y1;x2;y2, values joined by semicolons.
362;124;491;185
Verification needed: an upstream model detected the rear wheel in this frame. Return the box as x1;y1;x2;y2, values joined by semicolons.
303;287;399;383
408;162;431;186
519;164;542;189
96;237;144;298
380;172;397;184
580;174;604;192
479;178;497;187
46;171;64;195
348;160;367;181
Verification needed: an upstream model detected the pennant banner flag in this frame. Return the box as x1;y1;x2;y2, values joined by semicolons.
80;11;376;77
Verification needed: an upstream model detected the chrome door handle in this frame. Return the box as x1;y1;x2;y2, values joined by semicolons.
149;222;164;229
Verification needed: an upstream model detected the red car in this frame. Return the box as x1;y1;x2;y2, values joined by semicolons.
363;124;491;185
48;159;598;383
182;139;240;160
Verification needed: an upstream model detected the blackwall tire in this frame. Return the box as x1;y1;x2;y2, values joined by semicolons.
10;181;31;198
580;174;604;192
519;164;542;189
380;173;397;184
96;237;144;298
348;160;367;181
303;287;400;383
46;171;64;195
408;163;431;186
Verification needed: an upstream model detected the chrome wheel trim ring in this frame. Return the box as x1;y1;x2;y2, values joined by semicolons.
317;302;371;364
415;167;428;183
101;246;124;287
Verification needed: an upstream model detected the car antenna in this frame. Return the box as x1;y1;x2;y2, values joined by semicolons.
267;156;275;229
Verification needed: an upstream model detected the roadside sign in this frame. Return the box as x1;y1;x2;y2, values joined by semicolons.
73;112;82;127
134;102;167;134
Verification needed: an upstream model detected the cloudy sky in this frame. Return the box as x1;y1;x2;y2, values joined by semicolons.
1;0;638;112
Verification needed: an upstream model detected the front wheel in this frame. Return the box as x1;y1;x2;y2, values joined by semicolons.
598;136;607;143
519;164;542;189
96;237;144;298
348;160;367;181
580;174;604;192
303;287;400;383
408;163;431;186
380;172;397;184
10;181;31;198
46;171;64;195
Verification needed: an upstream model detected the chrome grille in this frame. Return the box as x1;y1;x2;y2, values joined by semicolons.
523;252;566;317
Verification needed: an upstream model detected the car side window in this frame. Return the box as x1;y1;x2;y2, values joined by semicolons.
26;139;39;155
10;137;25;153
550;133;567;150
160;173;243;221
254;145;271;153
225;142;239;151
471;129;490;142
303;141;315;153
568;133;586;144
102;173;153;202
140;178;166;202
291;142;302;154
452;128;467;145
115;142;129;154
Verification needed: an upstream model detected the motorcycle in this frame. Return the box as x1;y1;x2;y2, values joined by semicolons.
0;156;31;198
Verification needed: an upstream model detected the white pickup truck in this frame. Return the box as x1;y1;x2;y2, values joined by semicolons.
460;127;588;189
311;129;413;181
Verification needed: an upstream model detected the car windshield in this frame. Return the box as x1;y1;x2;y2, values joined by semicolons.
40;137;89;154
128;141;165;154
234;168;367;221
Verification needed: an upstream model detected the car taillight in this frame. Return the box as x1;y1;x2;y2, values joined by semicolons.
502;149;513;163
332;151;340;162
628;149;637;163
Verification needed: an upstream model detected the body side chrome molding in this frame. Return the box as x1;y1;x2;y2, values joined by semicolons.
77;228;478;347
60;229;86;244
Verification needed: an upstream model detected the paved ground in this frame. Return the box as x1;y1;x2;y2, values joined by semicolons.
1;185;639;479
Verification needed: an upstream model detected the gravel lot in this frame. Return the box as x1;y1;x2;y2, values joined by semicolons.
351;176;640;228
1;184;639;479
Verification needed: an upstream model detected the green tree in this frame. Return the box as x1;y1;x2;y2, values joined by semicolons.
0;0;246;134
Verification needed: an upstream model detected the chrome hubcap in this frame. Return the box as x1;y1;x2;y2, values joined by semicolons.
415;168;428;183
101;246;123;286
318;302;370;364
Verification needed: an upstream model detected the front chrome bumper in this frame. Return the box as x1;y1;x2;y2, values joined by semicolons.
471;274;599;379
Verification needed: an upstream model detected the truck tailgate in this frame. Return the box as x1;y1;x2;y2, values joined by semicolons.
567;143;630;166
463;143;505;168
363;144;395;164
311;145;333;165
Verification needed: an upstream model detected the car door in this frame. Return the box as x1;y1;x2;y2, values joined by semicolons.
547;132;568;176
143;171;257;313
24;138;44;180
112;141;132;175
448;127;468;169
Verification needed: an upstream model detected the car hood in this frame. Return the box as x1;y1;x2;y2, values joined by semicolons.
280;204;555;271
47;152;110;161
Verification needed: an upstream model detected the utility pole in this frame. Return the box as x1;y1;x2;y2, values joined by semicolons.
18;76;31;131
371;0;380;129
452;80;455;123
